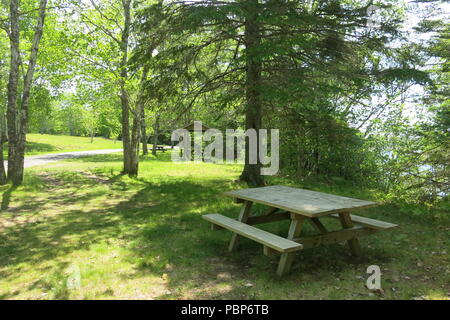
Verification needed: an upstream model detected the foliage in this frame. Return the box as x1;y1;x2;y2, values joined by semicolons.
0;0;447;197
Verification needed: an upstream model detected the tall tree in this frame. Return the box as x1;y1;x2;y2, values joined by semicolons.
70;0;152;176
0;30;9;185
136;0;415;186
118;0;138;175
6;0;48;185
237;0;263;185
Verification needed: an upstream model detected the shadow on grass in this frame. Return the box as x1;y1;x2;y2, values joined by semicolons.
64;153;123;163
111;177;398;299
67;151;174;164
25;141;59;154
0;168;427;299
3;141;58;161
0;174;243;298
1;185;17;211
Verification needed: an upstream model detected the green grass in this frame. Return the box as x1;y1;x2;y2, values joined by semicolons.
3;134;122;158
0;152;448;300
25;133;123;155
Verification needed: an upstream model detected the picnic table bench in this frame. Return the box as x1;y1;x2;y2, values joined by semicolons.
155;146;165;152
203;185;398;277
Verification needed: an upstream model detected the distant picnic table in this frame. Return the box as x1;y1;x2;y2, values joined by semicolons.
203;185;398;277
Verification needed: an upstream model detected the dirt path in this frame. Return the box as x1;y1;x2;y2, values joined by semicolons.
4;149;123;169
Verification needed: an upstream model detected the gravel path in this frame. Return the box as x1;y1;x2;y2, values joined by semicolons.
4;149;123;169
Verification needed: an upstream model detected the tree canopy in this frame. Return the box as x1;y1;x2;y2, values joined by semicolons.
0;0;447;207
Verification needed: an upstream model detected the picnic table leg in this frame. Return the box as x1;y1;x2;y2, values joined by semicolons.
276;214;305;277
338;212;362;256
228;200;253;252
309;217;328;234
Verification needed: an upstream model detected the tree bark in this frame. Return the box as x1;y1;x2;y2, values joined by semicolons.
239;0;264;187
0;115;7;185
6;0;20;185
141;115;148;155
7;0;47;185
152;115;160;156
119;0;139;176
129;107;140;175
138;66;149;156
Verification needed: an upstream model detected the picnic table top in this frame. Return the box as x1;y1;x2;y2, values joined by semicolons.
224;185;378;218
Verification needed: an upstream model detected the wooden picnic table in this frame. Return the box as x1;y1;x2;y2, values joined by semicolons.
203;185;398;277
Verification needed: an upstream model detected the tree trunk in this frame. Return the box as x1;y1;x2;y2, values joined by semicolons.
141;115;148;155
138;66;149;156
6;0;20;185
119;0;139;176
120;89;132;174
0;143;6;185
239;0;264;187
7;0;47;186
129;108;140;175
0;115;7;185
152;115;160;156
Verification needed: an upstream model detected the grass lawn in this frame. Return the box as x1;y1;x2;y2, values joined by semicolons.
3;134;122;158
0;152;448;300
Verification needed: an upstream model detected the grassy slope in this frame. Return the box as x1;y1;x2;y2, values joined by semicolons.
3;134;122;158
0;152;448;300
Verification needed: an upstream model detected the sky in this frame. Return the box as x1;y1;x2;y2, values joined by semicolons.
398;0;449;124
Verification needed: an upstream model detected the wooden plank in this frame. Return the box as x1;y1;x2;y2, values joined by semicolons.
246;211;290;225
329;214;398;230
263;246;279;257
210;212;289;229
228;201;253;252
338;212;362;256
262;207;280;216
224;186;378;217
287;216;305;239
277;216;306;277
293;226;377;249
203;214;303;253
